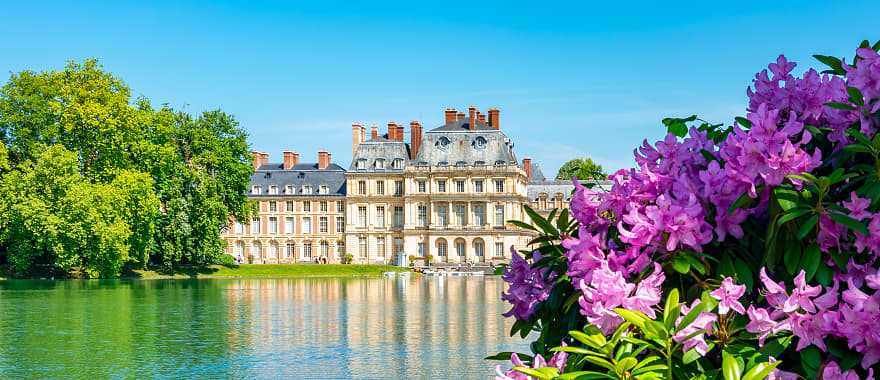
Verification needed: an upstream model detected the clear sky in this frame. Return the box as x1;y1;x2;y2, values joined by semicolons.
1;1;876;175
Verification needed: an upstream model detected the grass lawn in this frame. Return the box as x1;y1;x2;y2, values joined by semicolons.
126;264;410;279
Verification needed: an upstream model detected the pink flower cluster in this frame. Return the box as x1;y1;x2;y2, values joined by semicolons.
576;263;664;334
495;350;568;380
500;250;556;321
747;268;880;369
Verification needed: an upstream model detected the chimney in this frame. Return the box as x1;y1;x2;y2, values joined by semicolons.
283;150;299;170
522;157;532;180
488;108;500;130
410;120;422;159
371;126;378;140
388;122;403;142
251;151;262;170
352;123;364;155
318;150;331;170
477;112;486;124
456;111;465;121
444;108;457;124
468;106;477;130
260;152;269;167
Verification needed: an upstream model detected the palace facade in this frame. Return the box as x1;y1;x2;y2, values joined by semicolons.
222;105;605;265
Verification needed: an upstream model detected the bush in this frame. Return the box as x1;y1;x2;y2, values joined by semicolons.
215;254;238;268
492;41;880;379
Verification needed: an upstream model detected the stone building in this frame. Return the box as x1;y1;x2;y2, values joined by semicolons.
223;150;347;263
222;105;593;265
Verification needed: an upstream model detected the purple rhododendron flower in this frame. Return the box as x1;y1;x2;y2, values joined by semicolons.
495;350;568;380
672;299;717;356
501;250;556;321
577;262;665;334
710;277;746;315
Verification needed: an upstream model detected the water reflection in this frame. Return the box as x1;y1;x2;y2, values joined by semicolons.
0;276;527;378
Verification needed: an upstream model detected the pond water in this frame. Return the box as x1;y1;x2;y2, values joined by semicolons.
0;276;528;379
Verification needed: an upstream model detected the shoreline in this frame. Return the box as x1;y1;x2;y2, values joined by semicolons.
1;264;413;281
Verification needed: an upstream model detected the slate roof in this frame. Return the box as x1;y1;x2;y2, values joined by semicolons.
249;162;346;197
526;161;612;200
349;139;410;172
413;117;517;166
529;163;547;183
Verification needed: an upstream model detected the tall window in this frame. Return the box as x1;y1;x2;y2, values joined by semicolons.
437;240;447;257
358;181;367;195
303;217;312;234
303;242;312;258
269;201;277;212
268;242;278;258
475;240;485;257
285;217;294;233
319;185;328;194
337;241;345;256
336;217;345;233
286;200;295;211
496;242;504;257
393;206;404;228
304;201;311;212
286;243;295;258
455;240;465;257
321;241;329;257
394;238;403;256
376;206;385;228
455;180;465;192
377;237;385;258
319;217;328;233
336;201;344;213
495;179;504;193
494;205;505;227
269;217;278;234
235;221;244;234
474;180;484;193
359;237;367;258
454;204;466;226
437;205;448;227
376;180;385;195
251;218;260;234
320;201;328;212
417;180;426;193
417;204;427;227
418;242;425;257
394;181;403;196
437;180;446;193
474;204;485;226
358;206;368;227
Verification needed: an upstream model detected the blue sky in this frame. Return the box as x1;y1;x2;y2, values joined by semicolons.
1;1;876;175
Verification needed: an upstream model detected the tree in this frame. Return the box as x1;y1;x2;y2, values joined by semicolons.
0;59;254;276
555;157;607;180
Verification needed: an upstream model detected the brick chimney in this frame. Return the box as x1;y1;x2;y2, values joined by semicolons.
283;150;299;170
522;157;532;180
488;108;500;130
260;152;269;167
370;126;378;140
444;108;457;124
477;112;486;124
410;120;422;159
352;123;364;155
388;122;403;142
318;150;331;170
468;106;477;130
251;151;262;170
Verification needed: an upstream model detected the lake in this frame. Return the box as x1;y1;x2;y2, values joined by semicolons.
0;276;529;379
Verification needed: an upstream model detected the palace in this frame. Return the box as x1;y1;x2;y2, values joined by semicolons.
222;106;599;265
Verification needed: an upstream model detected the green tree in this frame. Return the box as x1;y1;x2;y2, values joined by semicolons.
555;157;607;180
0;59;253;276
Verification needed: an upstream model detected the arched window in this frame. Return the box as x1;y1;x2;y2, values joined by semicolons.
454;238;466;257
392;158;404;169
473;238;485;257
436;238;448;257
268;241;279;258
250;241;262;259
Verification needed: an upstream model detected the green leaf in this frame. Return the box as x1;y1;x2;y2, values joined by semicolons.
800;346;822;378
742;360;781;380
614;308;647;330
682;348;702;364
735;116;752;129
556;371;616;380
582;355;617;371
672;255;691;274
734;259;754;291
570;328;607;350
616;357;638;373
677;302;705;332
828;212;869;234
797;214;819;239
813;54;846;75
507;220;537;231
847;87;865;107
783;239;802;276
777;208;812;225
663;288;680;329
802;243;821;281
728;192;755;214
722;350;744;380
826;102;856;110
523;205;558;236
485;351;532;361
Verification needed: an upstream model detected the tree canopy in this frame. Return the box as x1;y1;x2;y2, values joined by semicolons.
555;157;607;180
0;59;254;277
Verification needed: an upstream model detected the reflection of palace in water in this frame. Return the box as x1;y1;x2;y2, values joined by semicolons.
220;277;523;378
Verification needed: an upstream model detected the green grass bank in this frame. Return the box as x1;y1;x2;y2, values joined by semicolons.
128;264;409;279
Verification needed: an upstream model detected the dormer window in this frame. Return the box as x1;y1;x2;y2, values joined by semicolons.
474;160;485;166
319;185;329;195
284;185;293;194
455;161;467;167
268;185;278;195
437;137;451;150
374;159;386;169
473;136;487;149
356;159;367;170
251;186;261;194
392;158;404;169
438;161;449;167
302;185;312;195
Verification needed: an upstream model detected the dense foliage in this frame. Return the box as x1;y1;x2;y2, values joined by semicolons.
0;59;253;277
493;41;880;379
557;158;608;181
